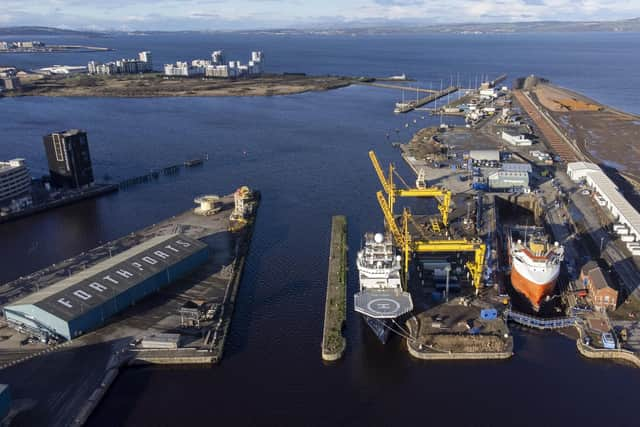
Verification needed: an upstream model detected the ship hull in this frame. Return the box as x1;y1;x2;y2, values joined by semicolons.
510;266;556;310
363;316;390;344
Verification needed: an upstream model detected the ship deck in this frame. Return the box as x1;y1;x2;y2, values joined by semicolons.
354;289;413;319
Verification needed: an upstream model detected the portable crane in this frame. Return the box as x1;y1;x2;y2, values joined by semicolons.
369;150;452;227
375;191;486;290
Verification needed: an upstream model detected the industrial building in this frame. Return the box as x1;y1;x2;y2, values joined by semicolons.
487;170;529;191
580;261;618;311
0;159;31;204
469;150;500;162
500;162;532;174
3;234;208;341
567;162;640;242
501;130;532;146
43;129;94;189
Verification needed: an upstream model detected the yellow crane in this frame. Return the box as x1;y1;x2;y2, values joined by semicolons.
375;191;486;290
369;150;452;226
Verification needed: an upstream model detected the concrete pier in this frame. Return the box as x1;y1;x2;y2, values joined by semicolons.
395;86;458;113
321;216;347;361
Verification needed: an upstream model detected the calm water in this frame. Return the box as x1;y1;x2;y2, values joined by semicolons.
1;33;639;426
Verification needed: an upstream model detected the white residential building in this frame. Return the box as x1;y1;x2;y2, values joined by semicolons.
211;50;225;65
164;61;205;77
0;159;31;204
88;51;152;75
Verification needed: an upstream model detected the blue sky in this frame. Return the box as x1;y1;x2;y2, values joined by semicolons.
1;0;638;30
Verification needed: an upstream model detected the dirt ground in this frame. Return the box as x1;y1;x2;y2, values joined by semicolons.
532;83;640;183
8;73;353;98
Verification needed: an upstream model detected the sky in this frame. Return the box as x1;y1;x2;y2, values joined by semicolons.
1;0;639;31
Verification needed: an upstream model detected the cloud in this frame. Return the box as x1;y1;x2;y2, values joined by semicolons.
0;0;638;30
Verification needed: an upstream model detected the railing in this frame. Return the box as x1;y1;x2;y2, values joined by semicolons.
505;309;577;330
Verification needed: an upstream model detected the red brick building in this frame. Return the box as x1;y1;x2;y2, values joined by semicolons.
580;261;618;311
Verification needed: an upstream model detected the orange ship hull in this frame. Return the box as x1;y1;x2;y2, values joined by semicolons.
510;267;556;310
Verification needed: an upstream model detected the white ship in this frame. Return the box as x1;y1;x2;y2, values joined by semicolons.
354;233;413;343
508;226;564;310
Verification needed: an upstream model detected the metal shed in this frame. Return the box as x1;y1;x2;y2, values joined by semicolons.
469;150;500;162
3;234;208;340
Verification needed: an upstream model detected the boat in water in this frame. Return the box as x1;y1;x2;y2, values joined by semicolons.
508;226;564;310
354;233;413;343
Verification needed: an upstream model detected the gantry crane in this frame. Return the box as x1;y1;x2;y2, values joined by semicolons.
369;150;452;227
376;191;486;290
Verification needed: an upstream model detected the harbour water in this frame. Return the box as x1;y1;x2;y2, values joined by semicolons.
1;33;639;426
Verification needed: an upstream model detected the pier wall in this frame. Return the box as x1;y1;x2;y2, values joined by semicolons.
321;216;347;361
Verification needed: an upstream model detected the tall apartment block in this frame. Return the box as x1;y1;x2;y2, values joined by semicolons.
43;129;94;189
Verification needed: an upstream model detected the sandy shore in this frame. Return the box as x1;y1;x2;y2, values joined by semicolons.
6;73;354;98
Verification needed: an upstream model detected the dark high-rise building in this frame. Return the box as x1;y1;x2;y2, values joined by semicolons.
43;129;94;189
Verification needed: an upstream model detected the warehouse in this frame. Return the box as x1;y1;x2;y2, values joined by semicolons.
567;162;640;242
487;170;529;191
469;149;500;163
3;234;208;341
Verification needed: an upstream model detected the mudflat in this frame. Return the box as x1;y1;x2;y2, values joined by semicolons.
531;83;640;183
7;72;353;97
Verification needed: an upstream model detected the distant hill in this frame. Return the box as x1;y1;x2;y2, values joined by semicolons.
0;26;103;37
243;17;640;35
1;18;639;37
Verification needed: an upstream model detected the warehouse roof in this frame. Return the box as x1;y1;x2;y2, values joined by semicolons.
469;149;500;161
7;234;207;321
567;162;640;240
501;162;532;173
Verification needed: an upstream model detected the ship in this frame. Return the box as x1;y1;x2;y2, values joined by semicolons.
508;226;564;310
354;233;413;343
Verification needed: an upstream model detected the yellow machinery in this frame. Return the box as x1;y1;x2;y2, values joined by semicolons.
369;150;452;227
375;191;486;290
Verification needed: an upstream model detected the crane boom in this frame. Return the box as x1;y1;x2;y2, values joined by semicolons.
376;191;405;247
369;151;392;195
369;150;452;226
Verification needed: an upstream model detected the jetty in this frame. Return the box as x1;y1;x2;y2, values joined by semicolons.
321;215;347;361
394;86;459;113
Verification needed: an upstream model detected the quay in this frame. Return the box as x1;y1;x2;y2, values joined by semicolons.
354;81;437;93
394;86;458;113
0;183;118;225
406;304;514;361
321;215;347;361
0;187;259;425
0;156;208;224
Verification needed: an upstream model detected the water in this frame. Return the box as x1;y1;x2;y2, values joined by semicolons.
1;33;639;426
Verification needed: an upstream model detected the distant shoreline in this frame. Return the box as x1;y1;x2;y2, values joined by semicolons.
4;72;355;98
0;45;112;54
